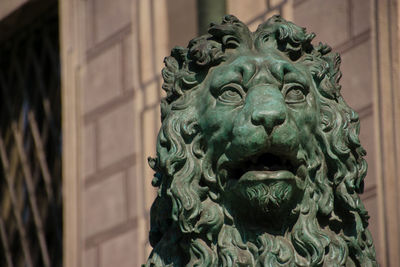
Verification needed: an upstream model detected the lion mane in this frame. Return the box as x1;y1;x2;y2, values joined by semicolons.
145;15;377;266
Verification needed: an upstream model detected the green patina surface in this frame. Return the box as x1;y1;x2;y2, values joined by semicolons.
145;15;377;266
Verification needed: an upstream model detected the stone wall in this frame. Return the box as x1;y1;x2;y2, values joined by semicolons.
80;0;138;264
60;0;196;265
60;0;136;265
12;0;397;266
77;0;168;265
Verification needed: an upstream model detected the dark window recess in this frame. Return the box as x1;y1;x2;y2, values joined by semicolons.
0;4;62;267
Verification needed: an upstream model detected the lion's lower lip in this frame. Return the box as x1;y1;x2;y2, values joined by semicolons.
238;170;296;182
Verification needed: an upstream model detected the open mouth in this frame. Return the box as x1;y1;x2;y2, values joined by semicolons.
223;152;305;219
227;152;299;182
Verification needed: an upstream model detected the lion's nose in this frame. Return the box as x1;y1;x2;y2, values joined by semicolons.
251;102;286;134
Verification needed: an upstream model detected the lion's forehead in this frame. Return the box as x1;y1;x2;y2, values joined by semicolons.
209;52;310;90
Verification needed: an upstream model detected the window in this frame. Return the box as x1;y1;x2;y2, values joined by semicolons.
0;2;62;266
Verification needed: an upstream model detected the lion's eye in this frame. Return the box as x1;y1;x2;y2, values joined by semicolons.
217;83;245;105
283;84;307;104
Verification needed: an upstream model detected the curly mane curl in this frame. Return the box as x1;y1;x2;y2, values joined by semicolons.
145;15;376;266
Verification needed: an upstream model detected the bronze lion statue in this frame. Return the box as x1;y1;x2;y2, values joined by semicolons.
145;15;377;266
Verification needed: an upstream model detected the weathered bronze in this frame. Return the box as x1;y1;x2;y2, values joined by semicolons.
145;15;377;266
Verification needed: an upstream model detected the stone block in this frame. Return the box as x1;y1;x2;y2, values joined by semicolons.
83;247;98;267
93;0;131;43
153;0;170;73
294;0;349;47
84;172;127;237
139;0;155;83
144;81;160;107
340;40;372;111
269;0;286;8
83;123;96;178
127;165;143;219
123;34;133;91
351;0;370;36
100;230;139;267
166;0;197;49
228;0;267;24
84;44;123;113
98;99;135;168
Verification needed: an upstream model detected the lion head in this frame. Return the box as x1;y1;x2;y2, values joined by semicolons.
145;15;377;266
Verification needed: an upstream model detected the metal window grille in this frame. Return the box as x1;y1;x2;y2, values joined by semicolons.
0;5;62;267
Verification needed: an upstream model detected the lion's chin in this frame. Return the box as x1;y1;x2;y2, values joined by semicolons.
225;170;303;229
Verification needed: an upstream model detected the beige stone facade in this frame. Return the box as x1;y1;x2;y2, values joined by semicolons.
1;0;399;266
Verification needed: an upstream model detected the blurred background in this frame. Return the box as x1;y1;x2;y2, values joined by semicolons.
0;0;399;266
